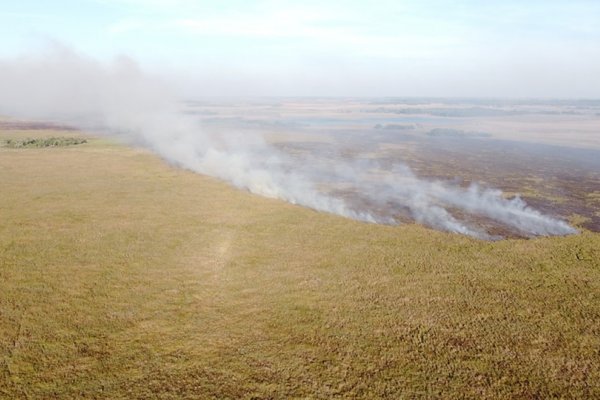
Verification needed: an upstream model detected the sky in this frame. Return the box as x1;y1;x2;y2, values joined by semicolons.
1;0;599;97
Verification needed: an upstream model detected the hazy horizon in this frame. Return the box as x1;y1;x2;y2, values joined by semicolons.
2;0;600;98
0;1;597;238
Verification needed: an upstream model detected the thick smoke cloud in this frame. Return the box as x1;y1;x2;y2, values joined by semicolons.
0;47;577;239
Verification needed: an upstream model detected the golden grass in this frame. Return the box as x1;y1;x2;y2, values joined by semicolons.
1;130;599;399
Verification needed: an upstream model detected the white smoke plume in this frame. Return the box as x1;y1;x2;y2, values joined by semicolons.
0;46;577;239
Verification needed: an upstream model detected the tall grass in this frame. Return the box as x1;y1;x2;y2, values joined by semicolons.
1;130;599;398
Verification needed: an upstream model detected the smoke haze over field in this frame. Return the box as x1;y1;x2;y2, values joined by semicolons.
2;1;600;97
0;48;578;239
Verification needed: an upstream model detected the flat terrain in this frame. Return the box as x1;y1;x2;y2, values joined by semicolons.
191;98;600;234
1;124;600;398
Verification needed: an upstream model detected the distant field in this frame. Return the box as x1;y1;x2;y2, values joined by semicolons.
1;126;599;398
192;98;600;234
187;98;600;150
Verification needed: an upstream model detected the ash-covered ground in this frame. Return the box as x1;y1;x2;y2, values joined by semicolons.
186;98;600;237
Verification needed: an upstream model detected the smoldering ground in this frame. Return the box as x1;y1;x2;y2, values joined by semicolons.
0;47;577;239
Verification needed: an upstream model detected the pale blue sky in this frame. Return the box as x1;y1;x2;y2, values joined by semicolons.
1;0;599;97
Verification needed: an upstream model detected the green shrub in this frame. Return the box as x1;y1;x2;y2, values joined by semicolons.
1;137;87;148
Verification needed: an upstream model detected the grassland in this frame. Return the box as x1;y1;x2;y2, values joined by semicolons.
1;127;599;399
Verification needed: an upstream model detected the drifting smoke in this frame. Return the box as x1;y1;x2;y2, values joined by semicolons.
0;46;577;239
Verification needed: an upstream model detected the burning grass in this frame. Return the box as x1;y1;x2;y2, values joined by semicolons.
1;129;599;398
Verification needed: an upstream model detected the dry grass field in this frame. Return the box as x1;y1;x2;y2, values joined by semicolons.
1;127;599;398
